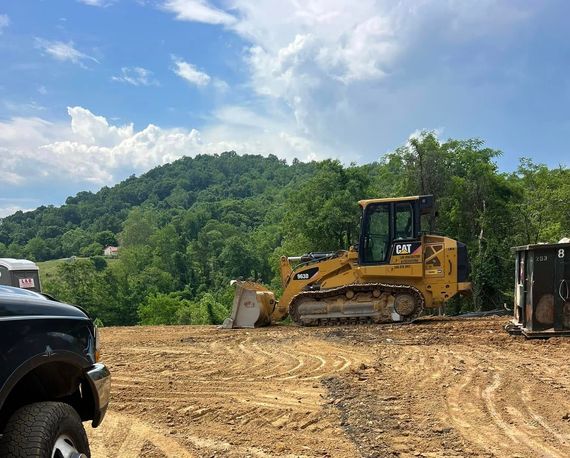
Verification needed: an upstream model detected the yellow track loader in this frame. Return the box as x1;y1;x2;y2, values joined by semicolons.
222;195;471;328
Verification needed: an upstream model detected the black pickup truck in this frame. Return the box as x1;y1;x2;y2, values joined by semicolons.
0;285;110;457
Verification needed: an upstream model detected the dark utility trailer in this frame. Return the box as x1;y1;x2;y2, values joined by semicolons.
0;258;41;293
507;241;570;338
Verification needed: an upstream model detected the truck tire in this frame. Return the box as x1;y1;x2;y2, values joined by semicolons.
0;401;90;458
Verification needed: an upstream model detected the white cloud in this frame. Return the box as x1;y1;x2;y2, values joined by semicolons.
159;0;539;160
0;1;551;213
0;117;70;186
2;100;46;114
0;14;9;34
234;0;402;87
0;108;196;186
212;78;230;92
0;1;544;207
172;57;211;86
0;206;35;218
203;104;332;161
0;170;24;185
162;0;236;25
161;1;411;152
35;38;98;66
112;67;158;86
212;105;269;128
67;106;134;146
0;106;327;192
0;116;66;151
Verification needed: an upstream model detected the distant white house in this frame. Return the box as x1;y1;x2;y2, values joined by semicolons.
103;246;119;257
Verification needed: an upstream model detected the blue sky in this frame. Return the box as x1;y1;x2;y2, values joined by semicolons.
0;0;568;217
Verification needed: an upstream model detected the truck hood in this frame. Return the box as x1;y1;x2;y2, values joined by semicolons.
0;286;88;319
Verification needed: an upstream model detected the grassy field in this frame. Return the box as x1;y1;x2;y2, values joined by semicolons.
37;257;118;284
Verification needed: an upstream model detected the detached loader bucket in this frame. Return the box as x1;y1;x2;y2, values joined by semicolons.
222;280;276;329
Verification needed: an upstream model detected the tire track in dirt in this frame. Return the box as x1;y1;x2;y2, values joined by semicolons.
444;345;570;457
88;412;195;458
88;411;315;458
93;326;369;457
317;320;570;457
90;319;570;457
379;334;570;456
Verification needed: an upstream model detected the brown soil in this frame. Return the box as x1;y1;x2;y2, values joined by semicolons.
87;317;570;457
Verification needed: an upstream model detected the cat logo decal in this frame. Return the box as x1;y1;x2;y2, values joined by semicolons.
395;244;412;255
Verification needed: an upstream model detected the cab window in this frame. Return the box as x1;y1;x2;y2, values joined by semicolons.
362;204;390;263
395;202;413;240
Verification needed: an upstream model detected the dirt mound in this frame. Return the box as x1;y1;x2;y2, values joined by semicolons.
88;317;570;457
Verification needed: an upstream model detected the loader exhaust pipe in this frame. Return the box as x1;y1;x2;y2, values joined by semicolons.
288;252;337;263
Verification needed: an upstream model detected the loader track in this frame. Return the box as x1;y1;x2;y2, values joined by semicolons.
289;282;425;326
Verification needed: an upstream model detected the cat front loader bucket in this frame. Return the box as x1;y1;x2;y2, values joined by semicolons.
222;280;277;329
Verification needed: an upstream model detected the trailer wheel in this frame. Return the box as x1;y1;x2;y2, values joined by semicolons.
0;401;90;458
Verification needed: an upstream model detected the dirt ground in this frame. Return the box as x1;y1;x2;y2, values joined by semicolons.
87;317;570;457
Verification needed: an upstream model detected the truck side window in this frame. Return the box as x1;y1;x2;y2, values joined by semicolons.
395;203;413;239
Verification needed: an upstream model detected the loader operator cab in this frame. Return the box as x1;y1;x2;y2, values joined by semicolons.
358;195;433;265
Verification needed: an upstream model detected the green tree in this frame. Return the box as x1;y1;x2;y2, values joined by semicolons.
95;230;118;247
80;242;103;257
389;133;517;310
61;228;91;257
283;160;370;252
139;293;188;325
120;208;158;247
511;159;570;244
44;260;112;322
25;237;49;261
1;146;566;323
91;256;108;271
220;236;259;280
187;293;228;325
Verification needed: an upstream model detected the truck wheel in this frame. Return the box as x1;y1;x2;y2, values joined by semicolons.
0;401;90;458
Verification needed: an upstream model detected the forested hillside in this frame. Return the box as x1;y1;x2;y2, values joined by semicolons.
1;134;568;325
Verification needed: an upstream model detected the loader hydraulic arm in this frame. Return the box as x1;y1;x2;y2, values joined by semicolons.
280;256;293;289
280;253;338;288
